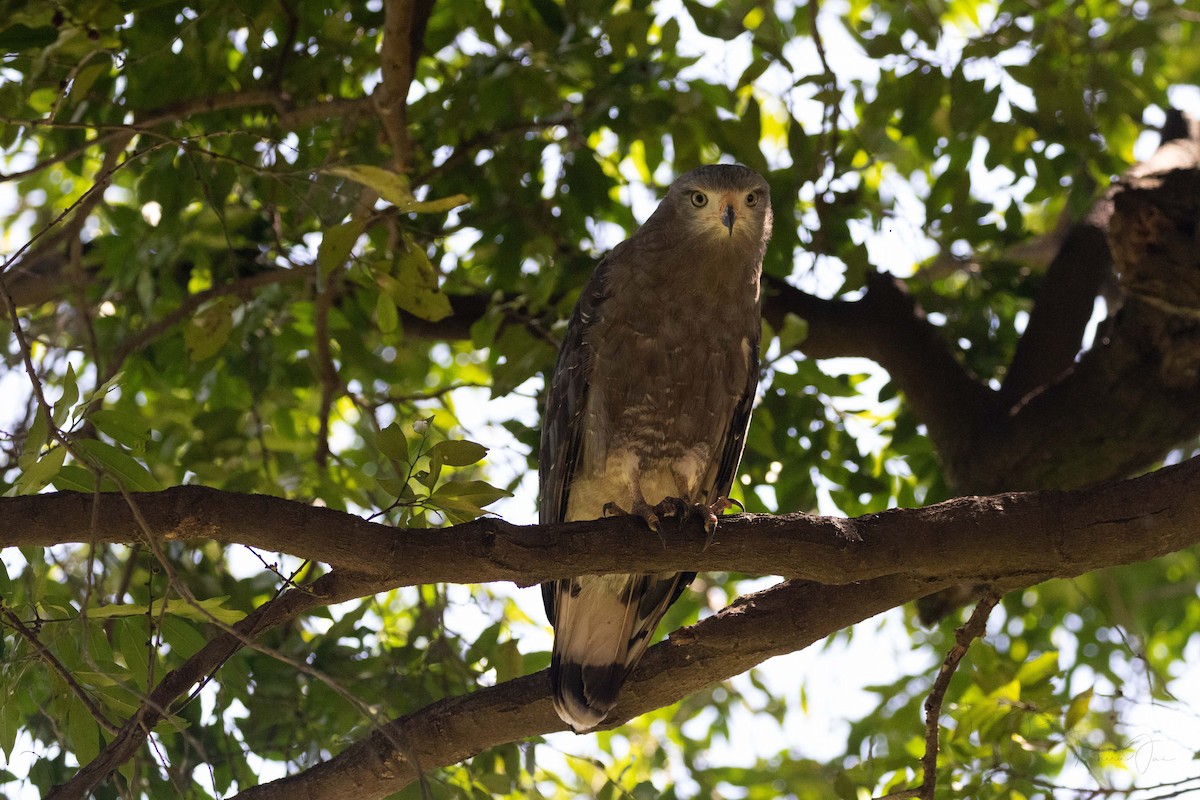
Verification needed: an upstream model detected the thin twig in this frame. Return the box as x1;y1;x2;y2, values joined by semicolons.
98;265;314;390
919;589;1002;799
808;0;841;165
0;605;120;735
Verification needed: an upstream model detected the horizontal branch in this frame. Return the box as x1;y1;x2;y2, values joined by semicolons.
229;460;1200;800
27;456;1197;798
6;455;1199;591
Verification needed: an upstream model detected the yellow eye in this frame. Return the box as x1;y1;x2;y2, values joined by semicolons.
745;192;758;207
690;191;707;207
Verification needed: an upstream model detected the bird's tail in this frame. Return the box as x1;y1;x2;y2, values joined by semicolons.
546;572;690;732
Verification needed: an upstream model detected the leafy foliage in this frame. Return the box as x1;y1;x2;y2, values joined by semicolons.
2;0;1199;798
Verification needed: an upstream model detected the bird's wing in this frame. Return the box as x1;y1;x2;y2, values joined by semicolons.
539;257;612;622
707;323;760;504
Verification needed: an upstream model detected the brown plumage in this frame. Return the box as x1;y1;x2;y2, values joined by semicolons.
539;164;773;731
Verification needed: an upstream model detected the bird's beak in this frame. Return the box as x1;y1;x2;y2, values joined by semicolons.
721;203;736;237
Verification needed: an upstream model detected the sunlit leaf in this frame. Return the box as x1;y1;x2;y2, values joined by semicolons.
428;439;488;467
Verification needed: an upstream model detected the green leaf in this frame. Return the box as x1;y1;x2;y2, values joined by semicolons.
184;296;237;361
81;371;124;408
52;364;79;427
74;439;161;491
16;444;66;494
87;596;245;625
65;700;101;765
377;423;410;463
430;479;510;511
465;622;503;665
493;639;523;684
1065;686;1093;730
428;439;488;467
0;24;57;52
376;289;399;333
116;620;151;689
91;410;151;448
19;408;50;468
379;246;453;322
0;683;19;757
160;616;209;660
402;193;471;214
776;312;809;354
317;218;366;278
1014;650;1058;688
326;165;413;206
53;464;102;493
325;165;468;214
422;446;444;490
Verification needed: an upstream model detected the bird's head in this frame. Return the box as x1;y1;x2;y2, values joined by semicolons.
667;164;773;248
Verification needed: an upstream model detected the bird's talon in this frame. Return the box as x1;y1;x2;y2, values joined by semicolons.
602;501;629;518
629;500;662;534
652;496;689;526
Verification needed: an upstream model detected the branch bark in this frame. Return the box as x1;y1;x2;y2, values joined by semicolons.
17;455;1200;798
4;455;1199;591
374;0;419;173
998;205;1114;409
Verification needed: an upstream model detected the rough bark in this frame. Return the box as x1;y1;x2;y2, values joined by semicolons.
5;455;1197;589
17;454;1200;799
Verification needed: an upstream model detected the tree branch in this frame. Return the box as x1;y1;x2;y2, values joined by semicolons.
4;455;1199;590
998;207;1113;410
23;455;1198;798
374;0;418;172
918;590;1001;800
762;273;995;475
963;167;1200;493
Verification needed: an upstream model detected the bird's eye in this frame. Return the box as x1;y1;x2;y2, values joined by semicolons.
745;192;758;207
690;191;707;207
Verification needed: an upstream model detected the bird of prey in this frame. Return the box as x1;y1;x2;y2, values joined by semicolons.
539;164;773;732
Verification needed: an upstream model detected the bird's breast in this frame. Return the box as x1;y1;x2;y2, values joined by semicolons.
570;283;758;515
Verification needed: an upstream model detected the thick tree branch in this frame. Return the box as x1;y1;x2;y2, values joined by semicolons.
964;166;1200;493
23;455;1197;798
763;273;995;470
998;205;1114;409
5;456;1200;590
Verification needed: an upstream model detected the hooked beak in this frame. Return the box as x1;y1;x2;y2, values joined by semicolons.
721;203;736;237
